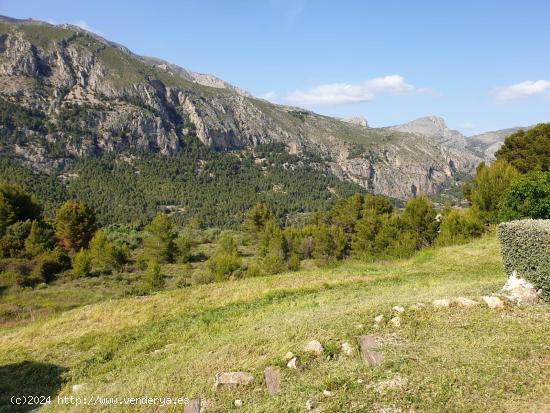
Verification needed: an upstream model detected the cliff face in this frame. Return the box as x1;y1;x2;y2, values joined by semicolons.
0;17;485;200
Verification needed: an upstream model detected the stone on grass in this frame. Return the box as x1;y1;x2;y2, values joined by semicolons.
305;399;315;410
341;341;354;356
501;271;539;305
284;351;295;360
184;398;201;413
409;302;425;310
304;340;324;355
392;306;405;313
234;399;243;407
374;314;384;323
323;389;335;397
357;335;384;367
432;299;451;308
482;296;504;309
453;297;479;307
287;356;300;369
390;316;401;328
214;372;254;388
264;366;281;396
72;384;86;392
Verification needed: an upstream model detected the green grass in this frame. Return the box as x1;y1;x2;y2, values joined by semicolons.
1;235;549;412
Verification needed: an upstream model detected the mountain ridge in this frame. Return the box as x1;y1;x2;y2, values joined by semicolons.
0;16;531;203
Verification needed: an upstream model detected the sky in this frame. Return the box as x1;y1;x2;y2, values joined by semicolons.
1;0;549;134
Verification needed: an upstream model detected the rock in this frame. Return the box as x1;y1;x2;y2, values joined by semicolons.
287;356;300;369
453;297;479;307
214;372;254;388
357;378;365;384
357;335;384;367
323;389;335;397
390;316;401;328
304;340;324;355
374;314;384;323
482;296;504;309
264;366;281;396
284;351;295;360
72;383;86;392
409;302;425;310
501;271;539;305
184;398;201;413
341;341;354;356
392;306;405;313
305;399;315;410
234;399;243;407
432;299;451;308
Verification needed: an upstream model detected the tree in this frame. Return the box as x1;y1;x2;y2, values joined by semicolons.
242;202;273;237
495;123;550;173
0;184;41;237
467;160;519;223
363;194;393;216
499;171;550;221
87;229;127;274
401;196;438;247
72;248;92;277
435;209;485;246
24;220;54;257
142;260;164;291
176;233;192;263
142;213;176;263
0;220;32;258
55;200;96;252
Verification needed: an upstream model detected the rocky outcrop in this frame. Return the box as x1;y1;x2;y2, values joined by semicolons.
0;17;487;200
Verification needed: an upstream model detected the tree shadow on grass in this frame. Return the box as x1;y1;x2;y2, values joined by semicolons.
0;361;66;412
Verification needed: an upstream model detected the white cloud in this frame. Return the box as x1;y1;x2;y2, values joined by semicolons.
493;80;550;102
71;20;103;36
285;75;428;106
261;91;278;102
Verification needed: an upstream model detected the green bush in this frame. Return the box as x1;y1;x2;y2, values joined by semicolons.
31;248;70;283
142;260;164;291
498;219;550;299
499;171;550;221
72;249;92;278
207;252;242;281
436;209;485;246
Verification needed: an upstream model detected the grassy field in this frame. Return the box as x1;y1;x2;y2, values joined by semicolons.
0;234;549;412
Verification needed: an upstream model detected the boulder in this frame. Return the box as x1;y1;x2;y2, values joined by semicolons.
453;297;479;307
390;316;401;328
482;296;504;309
374;314;384;323
184;398;201;413
304;340;324;355
357;335;384;367
234;399;243;407
432;299;451;308
214;372;254;388
287;356;300;369
264;366;281;396
392;306;405;313
323;389;335;397
501;271;539;305
341;341;354;356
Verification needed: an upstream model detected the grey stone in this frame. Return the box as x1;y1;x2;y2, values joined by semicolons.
287;356;299;369
501;271;539;305
214;372;254;388
341;341;354;356
264;366;281;396
304;340;324;355
482;296;504;309
357;335;384;367
432;298;451;308
184;398;201;413
453;297;479;307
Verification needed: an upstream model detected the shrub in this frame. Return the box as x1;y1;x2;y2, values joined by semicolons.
72;249;92;278
24;220;54;257
207;252;242;281
87;229;127;274
498;219;550;299
176;233;192;263
141;213;177;263
55;200;96;252
499;171;550;221
142;260;164;291
31;249;70;283
261;254;286;275
436;209;485;246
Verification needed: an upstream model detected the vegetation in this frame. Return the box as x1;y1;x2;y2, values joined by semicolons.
498;219;550;299
495;123;550;173
54;201;96;253
499;171;550;221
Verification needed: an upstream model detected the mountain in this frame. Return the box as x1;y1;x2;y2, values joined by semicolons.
0;16;523;216
466;127;531;161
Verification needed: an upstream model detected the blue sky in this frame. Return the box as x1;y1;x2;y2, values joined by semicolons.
1;0;549;134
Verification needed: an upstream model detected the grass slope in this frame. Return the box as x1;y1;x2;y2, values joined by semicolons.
1;235;549;412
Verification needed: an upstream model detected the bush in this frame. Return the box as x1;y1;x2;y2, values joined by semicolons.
141;213;176;263
436;209;485;246
499;171;550;221
207;252;242;281
31;249;70;283
72;249;92;278
176;233;192;263
55;200;96;252
498;219;550;299
142;260;164;291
